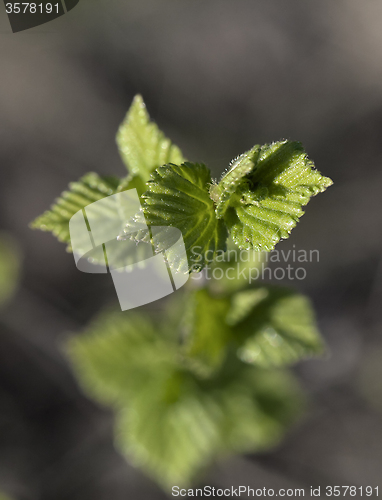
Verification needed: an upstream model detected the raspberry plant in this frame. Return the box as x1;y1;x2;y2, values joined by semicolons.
31;95;332;490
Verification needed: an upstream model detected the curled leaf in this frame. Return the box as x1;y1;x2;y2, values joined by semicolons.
215;141;332;251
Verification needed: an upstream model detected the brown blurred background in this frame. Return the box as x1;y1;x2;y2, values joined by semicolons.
0;0;382;498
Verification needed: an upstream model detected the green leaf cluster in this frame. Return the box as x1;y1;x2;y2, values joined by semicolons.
68;285;310;489
67;261;323;489
30;94;332;490
183;286;324;377
31;95;332;275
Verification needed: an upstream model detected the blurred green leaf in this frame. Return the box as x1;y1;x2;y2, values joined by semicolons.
0;234;20;306
181;285;324;373
117;95;185;182
116;364;303;490
217;141;332;251
129;162;228;273
67;309;303;490
68;312;178;406
30;173;121;249
229;287;325;367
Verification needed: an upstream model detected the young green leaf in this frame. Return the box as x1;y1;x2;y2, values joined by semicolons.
209;145;261;218
117;95;185;182
30;173;121;250
228;287;325;367
128;162;228;273
216;141;332;251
